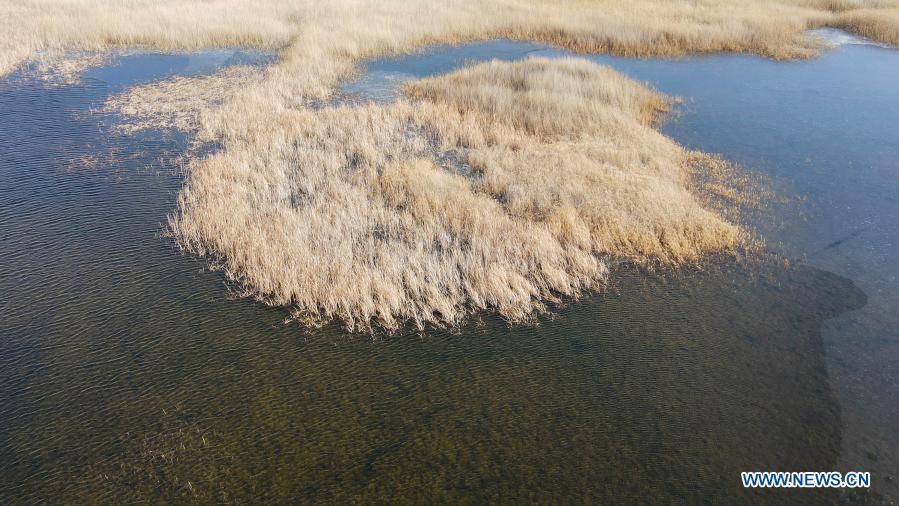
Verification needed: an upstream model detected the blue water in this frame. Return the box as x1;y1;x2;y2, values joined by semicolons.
1;36;896;503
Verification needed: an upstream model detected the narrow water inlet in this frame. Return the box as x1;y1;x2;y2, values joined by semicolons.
338;29;893;103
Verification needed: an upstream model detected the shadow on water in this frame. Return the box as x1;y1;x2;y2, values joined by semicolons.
0;43;890;503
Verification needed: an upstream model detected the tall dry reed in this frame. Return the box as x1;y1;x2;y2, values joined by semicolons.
169;58;740;330
3;0;898;80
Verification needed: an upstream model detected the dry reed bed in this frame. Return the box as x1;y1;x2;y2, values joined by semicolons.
169;58;740;330
7;0;898;330
3;1;899;82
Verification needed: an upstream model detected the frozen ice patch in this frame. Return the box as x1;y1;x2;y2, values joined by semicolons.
339;70;417;103
806;28;890;48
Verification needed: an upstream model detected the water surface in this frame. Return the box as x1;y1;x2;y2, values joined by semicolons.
343;35;899;499
1;38;897;503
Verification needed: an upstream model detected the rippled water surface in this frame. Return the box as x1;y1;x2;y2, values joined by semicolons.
1;37;897;503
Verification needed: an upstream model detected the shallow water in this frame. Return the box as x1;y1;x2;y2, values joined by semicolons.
0;38;896;503
344;36;899;499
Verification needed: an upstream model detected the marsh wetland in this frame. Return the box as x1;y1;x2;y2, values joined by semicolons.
1;21;898;506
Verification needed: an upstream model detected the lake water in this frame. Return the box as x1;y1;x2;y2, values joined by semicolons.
1;36;896;503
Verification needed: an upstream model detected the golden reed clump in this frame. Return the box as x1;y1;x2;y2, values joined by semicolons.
168;58;740;331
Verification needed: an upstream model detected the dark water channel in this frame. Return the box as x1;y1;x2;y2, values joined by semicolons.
0;34;896;503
